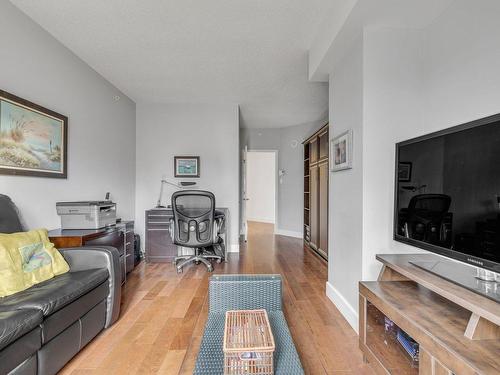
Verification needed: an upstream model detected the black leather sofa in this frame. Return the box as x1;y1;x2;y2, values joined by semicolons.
0;195;121;375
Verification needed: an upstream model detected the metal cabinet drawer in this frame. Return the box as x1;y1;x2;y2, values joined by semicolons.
147;220;170;229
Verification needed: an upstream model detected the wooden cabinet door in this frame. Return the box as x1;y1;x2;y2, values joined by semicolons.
319;130;329;161
310;164;319;249
310;138;318;164
318;161;329;258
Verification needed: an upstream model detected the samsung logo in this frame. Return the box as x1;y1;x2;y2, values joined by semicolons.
467;258;483;266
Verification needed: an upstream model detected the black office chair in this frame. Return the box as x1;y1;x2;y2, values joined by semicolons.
404;194;452;245
171;190;222;273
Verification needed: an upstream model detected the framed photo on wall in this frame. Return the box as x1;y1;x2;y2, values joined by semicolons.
174;156;200;177
0;89;68;178
330;130;353;172
398;162;412;182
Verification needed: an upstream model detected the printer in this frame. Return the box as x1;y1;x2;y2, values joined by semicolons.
56;201;117;230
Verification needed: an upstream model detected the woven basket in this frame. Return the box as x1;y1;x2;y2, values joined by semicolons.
223;309;275;375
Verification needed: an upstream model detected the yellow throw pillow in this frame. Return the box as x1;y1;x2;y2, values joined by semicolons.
0;229;69;297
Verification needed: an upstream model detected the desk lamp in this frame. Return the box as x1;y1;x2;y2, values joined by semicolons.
156;179;197;208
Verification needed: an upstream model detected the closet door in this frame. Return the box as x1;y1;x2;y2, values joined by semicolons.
310;138;318;164
318;130;329;161
318;161;329;259
309;163;319;250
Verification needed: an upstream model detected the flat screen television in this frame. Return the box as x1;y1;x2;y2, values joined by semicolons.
394;113;500;274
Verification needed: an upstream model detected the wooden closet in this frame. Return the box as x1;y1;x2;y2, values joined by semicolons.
303;123;328;260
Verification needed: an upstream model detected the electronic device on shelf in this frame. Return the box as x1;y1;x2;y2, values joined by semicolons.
394;113;500;291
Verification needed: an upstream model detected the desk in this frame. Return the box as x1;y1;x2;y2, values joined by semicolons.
145;208;228;263
48;221;135;285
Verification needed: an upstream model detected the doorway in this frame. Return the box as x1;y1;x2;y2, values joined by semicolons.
245;150;278;229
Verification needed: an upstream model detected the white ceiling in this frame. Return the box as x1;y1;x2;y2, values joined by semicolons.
11;0;330;128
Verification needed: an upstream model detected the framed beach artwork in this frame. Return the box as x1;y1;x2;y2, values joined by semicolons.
0;90;68;178
174;156;200;177
330;129;353;172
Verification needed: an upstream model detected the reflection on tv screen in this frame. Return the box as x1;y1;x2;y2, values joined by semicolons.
396;119;500;265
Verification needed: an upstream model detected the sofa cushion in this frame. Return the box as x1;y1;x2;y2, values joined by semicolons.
0;309;42;351
41;281;108;343
0;268;109;316
0;327;41;375
7;354;37;375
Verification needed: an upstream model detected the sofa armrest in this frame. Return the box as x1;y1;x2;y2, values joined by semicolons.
58;246;121;328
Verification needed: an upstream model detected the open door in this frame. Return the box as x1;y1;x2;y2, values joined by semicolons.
241;145;248;242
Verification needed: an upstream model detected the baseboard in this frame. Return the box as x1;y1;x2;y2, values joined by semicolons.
247;218;275;224
274;228;303;239
325;281;359;333
227;244;240;253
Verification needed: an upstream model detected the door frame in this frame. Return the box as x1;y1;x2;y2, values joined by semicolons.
245;149;279;231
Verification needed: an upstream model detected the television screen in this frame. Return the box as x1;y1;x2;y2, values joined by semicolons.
394;114;500;272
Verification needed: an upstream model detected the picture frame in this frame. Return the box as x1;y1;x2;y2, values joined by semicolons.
0;89;68;178
174;156;200;177
330;129;353;172
398;162;412;182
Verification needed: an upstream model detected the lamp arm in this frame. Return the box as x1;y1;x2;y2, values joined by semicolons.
161;179;181;188
156;179;197;208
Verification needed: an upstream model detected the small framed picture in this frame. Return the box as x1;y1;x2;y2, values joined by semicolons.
174;156;200;177
330;130;353;172
398;162;412;182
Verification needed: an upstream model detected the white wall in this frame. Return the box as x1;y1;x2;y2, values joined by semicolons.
327;34;364;328
0;1;136;229
135;103;240;251
324;0;500;330
361;27;425;281
246;151;276;224
240;120;326;236
423;0;500;128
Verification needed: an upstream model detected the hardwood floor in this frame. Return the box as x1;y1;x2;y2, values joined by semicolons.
60;221;373;374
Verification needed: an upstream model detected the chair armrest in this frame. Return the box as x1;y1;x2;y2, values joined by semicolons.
58;246;121;328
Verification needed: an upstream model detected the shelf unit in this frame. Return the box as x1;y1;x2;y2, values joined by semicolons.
303;142;311;243
365;302;419;374
359;253;500;375
303;123;329;260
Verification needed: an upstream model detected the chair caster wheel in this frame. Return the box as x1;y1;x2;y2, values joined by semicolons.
195;261;200;265
177;268;183;274
208;266;214;272
216;259;222;264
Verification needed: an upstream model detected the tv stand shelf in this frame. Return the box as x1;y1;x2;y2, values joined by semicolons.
359;254;500;375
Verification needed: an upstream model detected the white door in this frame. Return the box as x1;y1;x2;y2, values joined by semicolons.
246;151;276;225
241;145;248;242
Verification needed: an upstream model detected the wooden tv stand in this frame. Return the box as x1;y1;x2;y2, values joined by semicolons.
359;254;500;375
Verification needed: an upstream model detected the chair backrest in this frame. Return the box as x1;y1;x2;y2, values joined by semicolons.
406;194;451;243
171;190;215;247
407;194;451;220
0;194;24;233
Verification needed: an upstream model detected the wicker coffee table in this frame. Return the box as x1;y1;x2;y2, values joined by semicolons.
223;309;275;374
